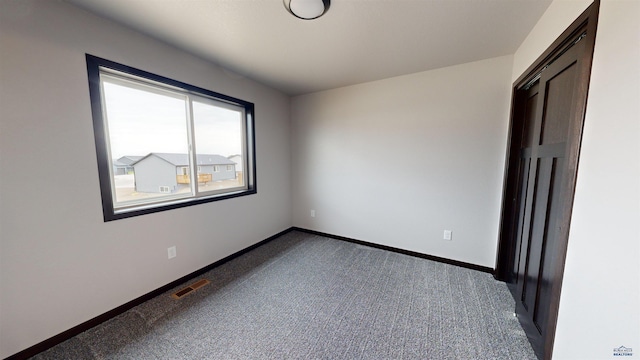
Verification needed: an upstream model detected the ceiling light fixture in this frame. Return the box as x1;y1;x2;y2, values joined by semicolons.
284;0;330;20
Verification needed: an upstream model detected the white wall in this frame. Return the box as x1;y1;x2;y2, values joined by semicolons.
512;0;640;358
553;0;640;358
0;1;291;358
291;55;514;268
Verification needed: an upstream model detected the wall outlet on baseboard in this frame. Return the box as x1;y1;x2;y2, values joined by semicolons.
310;209;316;218
443;230;452;241
168;246;177;259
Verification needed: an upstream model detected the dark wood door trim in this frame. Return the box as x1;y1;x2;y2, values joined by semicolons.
494;2;599;359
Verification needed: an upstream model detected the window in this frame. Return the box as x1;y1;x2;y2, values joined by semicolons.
86;55;256;221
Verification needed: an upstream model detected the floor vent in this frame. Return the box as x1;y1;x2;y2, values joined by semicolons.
171;279;210;299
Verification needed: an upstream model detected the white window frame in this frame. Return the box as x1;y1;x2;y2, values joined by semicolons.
86;54;256;221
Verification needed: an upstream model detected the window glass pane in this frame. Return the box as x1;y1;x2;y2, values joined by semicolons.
192;100;245;193
102;79;190;207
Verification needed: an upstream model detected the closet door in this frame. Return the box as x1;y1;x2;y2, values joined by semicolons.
513;37;586;358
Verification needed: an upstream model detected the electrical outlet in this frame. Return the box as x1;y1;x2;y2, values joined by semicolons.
168;246;177;259
443;230;452;241
310;209;316;218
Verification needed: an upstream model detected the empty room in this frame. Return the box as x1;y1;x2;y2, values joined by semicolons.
0;0;638;359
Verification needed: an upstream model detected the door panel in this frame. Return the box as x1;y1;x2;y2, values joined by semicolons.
513;156;532;280
540;66;576;145
521;157;552;315
523;89;540;148
534;156;564;335
512;84;540;281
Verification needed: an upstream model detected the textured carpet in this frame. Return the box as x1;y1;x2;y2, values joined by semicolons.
30;231;536;359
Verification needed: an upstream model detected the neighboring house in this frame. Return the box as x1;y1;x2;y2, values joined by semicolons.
132;153;236;193
112;155;143;175
228;154;242;172
228;154;244;183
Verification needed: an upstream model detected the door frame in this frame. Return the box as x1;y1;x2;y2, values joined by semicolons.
494;2;599;359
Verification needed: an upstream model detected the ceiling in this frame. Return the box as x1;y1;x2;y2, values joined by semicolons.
66;0;552;96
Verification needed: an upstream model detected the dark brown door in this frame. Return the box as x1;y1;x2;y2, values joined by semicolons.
513;39;584;357
495;3;599;359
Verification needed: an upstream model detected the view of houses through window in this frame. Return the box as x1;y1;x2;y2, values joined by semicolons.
98;67;249;213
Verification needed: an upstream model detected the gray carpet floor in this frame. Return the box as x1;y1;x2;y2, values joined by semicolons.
30;230;537;359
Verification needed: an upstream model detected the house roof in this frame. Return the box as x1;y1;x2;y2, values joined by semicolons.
133;153;235;166
117;156;143;165
113;159;129;167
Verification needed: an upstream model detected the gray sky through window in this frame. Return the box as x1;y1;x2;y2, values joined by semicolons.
103;81;242;160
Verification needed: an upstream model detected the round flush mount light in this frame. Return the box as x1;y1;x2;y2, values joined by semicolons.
284;0;330;20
